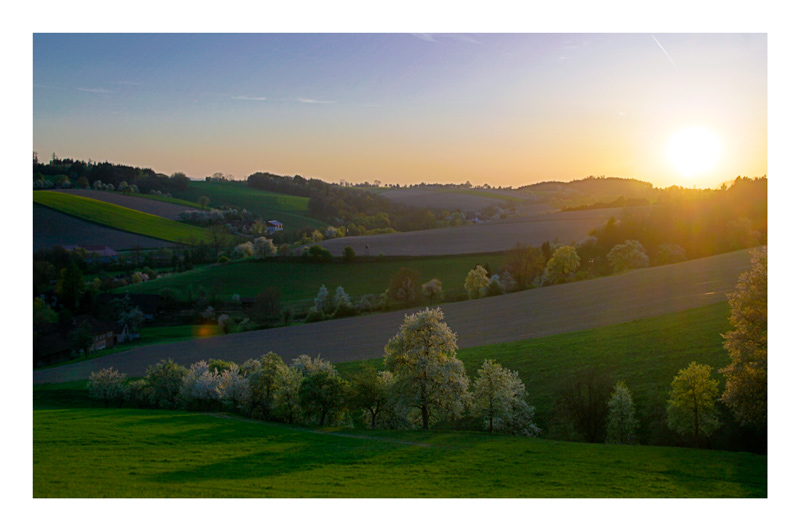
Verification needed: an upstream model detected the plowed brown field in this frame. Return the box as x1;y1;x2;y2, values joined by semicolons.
33;249;756;384
318;208;625;256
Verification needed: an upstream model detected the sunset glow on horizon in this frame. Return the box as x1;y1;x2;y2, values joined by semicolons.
33;33;767;189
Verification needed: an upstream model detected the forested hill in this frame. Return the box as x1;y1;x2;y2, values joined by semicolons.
247;171;441;233
518;175;655;197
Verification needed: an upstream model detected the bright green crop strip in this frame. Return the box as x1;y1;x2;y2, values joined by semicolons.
33;191;211;243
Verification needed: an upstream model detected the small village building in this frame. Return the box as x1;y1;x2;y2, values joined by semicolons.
63;245;120;264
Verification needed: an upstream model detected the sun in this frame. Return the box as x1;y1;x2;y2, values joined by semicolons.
666;126;722;178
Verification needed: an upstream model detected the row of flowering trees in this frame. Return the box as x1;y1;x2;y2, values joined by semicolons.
90;308;540;436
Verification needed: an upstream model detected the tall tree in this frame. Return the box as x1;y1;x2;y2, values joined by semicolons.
606;381;638;444
472;359;538;436
720;248;767;428
384;308;469;429
667;362;720;447
56;262;84;310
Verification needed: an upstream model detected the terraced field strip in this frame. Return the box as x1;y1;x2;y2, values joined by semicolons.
33;190;211;243
33;248;756;384
33;204;176;251
48;189;200;219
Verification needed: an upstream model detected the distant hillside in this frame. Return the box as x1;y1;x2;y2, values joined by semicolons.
517;176;656;209
169;180;326;230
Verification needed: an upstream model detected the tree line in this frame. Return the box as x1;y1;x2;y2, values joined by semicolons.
247;171;443;233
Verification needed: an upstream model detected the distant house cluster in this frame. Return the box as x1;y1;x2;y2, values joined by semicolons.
34;293;161;366
63;245;119;264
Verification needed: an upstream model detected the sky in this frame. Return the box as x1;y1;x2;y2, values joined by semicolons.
33;33;766;189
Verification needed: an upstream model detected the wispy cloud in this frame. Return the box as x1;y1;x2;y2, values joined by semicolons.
78;87;112;93
297;97;333;104
412;33;437;42
651;35;678;71
232;95;269;101
411;33;480;44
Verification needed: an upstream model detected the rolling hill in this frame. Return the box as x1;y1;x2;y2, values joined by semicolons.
171;181;326;229
33;248;755;384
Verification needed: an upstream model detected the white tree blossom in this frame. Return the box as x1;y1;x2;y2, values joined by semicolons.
543;245;580;284
384;308;470;429
253;237;277;259
607;240;650;273
314;285;331;314
333;286;351;309
472;359;539;436
88;367;127;408
422;278;443;302
232;241;254;258
464;265;490;299
217;364;251;412
605;381;638;444
180;360;221;405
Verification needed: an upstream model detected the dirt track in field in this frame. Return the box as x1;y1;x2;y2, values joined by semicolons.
33;205;174;252
318;208;625;256
49;189;193;220
33;249;756;384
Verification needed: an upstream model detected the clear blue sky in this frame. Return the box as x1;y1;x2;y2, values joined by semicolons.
33;33;767;188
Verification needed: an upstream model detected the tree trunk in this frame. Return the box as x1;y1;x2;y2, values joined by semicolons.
421;405;429;430
371;409;377;429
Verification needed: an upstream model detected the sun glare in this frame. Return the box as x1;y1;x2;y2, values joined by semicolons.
667;126;722;178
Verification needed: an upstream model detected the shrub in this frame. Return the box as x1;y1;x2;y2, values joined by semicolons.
654;243;687;265
88;367;127;408
543;245;580;285
145;359;188;409
422;278;443;302
180;360;221;409
607;240;650;273
387;267;421;305
606;381;638;444
464;265;490;299
232;241;254;259
217;364;250;412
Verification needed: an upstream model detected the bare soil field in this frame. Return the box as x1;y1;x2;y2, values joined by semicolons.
33;205;174;251
49;189;192;220
33;248;755;384
318;208;625;256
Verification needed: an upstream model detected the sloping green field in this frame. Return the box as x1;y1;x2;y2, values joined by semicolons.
33;406;765;497
173;181;325;228
32;301;766;497
33;191;212;243
113;253;505;302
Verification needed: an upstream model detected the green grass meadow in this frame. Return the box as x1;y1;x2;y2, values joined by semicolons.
32;301;767;498
173;181;325;228
113;253;506;303
33;190;212;243
33;406;765;497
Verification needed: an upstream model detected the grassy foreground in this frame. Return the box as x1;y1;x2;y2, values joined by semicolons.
33;191;211;243
33;407;766;497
